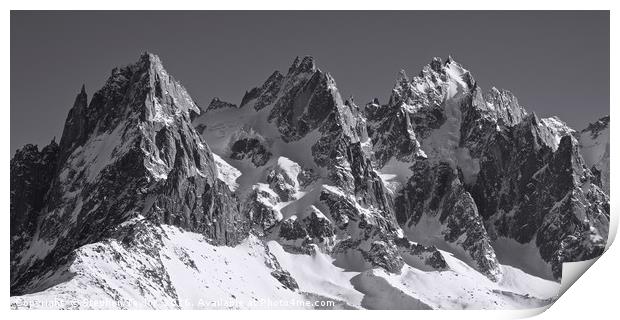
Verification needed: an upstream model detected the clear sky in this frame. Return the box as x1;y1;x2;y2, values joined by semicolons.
11;11;609;152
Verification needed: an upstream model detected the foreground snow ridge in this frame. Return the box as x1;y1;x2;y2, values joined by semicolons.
10;220;558;310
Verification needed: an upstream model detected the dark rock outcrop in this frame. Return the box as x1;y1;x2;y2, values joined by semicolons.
240;71;284;111
206;97;237;111
229;137;272;167
10;140;59;282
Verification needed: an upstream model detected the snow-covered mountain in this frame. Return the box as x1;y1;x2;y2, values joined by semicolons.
366;57;608;280
10;53;609;309
11;53;247;295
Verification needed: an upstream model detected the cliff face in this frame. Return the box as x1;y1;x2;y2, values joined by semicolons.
10;141;59;283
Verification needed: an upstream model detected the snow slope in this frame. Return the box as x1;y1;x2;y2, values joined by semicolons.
351;250;557;310
11;220;559;310
11;218;306;310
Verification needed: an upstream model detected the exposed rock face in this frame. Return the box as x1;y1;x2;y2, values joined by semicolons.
368;58;502;280
482;87;528;126
10;141;59;283
465;111;608;279
302;209;335;242
229;136;272;167
268;206;335;254
267;57;342;142
11;53;248;294
395;161;501;280
240;71;284;111
270;270;299;291
394;238;448;271
246;184;281;232
206;97;237;111
535;136;608;276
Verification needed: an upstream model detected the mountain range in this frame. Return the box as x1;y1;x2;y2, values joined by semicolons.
10;53;610;309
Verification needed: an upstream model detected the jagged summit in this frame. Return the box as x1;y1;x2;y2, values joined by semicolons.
239;70;284;110
419;55;466;76
389;56;529;130
10;52;246;295
137;51;165;68
428;56;443;73
288;55;318;74
582;115;610;138
58;52;204;164
397;69;409;81
207;97;237;111
483;86;528;126
445;54;455;64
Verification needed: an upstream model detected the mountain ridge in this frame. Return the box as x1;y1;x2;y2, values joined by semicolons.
10;52;609;309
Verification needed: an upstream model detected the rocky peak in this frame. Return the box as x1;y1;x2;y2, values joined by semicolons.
240;70;284;111
288;56;317;75
388;69;414;107
261;56;343;141
207;97;237;111
582;115;610;139
140;52;201;116
57;85;89;163
77;84;87;103
429;57;444;73
58;52;201;163
11;52;247;294
483;87;528;126
416;56;474;88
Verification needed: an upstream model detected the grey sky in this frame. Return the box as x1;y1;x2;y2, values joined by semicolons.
11;11;609;152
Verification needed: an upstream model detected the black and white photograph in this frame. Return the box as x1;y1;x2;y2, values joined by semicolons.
6;8;615;315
